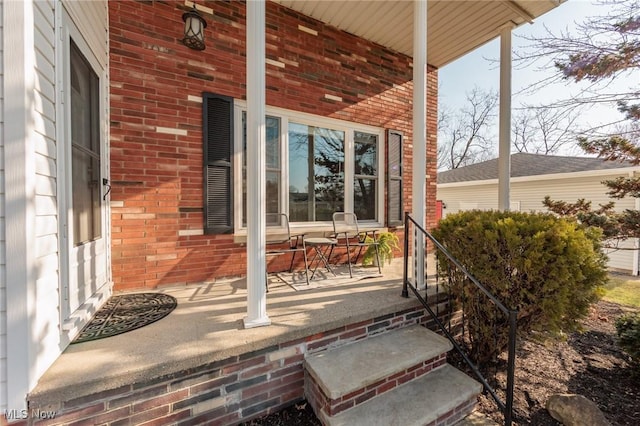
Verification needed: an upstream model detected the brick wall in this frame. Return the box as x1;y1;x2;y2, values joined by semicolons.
24;307;435;425
109;0;438;290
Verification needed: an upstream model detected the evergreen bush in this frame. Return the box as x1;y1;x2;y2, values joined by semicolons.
432;210;608;365
615;313;640;364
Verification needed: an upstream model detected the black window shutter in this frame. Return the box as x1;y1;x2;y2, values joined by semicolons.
203;93;234;234
387;130;403;227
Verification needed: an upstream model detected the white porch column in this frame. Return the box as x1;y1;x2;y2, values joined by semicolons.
4;0;36;410
244;0;270;328
413;0;427;286
498;26;512;211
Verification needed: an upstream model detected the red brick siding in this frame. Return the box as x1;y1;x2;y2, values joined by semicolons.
109;0;438;290
25;307;435;425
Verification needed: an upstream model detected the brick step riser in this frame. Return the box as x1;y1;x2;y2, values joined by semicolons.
306;354;448;418
317;394;479;426
429;397;478;426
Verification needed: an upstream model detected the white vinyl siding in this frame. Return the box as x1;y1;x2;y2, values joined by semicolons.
605;239;636;273
3;0;36;411
0;1;6;411
61;0;108;64
33;0;61;383
438;172;639;274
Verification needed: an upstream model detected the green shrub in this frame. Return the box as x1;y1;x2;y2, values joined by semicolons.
432;210;608;365
616;313;640;364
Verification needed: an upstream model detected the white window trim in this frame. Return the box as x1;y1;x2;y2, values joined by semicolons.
233;101;385;235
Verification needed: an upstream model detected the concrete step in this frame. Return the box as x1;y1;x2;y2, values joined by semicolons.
304;325;484;426
320;364;483;426
305;325;452;402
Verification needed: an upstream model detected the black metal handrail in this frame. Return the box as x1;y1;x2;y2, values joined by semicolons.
401;212;518;426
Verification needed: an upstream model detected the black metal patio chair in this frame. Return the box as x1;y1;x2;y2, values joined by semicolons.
266;213;309;288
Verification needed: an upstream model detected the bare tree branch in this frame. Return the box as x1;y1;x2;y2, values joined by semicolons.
438;87;498;170
512;106;582;155
513;0;639;133
533;1;640;249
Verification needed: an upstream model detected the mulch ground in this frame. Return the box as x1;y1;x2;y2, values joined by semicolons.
479;300;640;426
242;300;640;426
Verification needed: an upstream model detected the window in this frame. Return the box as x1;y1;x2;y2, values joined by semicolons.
241;113;281;226
354;131;378;221
203;96;385;234
288;123;345;222
70;40;102;245
234;104;384;230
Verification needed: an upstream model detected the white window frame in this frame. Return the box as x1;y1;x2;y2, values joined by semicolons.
233;102;385;234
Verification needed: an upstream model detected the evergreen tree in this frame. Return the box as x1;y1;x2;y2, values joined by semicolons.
535;1;640;246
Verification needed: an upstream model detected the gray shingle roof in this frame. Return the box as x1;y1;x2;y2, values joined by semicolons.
437;153;635;184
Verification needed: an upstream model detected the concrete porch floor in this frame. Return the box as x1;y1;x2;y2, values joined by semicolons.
30;258;423;407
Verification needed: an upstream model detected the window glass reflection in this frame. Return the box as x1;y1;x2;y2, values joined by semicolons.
242;114;281;226
289;123;344;222
70;40;101;246
354;132;377;221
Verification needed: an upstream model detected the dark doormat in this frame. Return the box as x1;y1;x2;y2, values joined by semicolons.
72;293;177;344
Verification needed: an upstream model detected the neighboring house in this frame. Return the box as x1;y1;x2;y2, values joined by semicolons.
1;0;561;418
438;153;640;275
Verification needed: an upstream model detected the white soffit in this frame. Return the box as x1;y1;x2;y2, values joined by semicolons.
273;0;562;68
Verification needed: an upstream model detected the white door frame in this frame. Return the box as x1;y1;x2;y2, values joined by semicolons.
56;5;111;334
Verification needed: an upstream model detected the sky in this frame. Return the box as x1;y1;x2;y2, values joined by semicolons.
438;0;634;158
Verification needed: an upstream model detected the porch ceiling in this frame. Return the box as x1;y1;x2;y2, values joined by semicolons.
273;0;562;68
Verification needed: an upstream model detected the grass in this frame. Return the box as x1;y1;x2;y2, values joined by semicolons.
603;274;640;308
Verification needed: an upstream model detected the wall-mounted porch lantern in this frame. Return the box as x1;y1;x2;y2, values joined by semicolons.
182;7;207;50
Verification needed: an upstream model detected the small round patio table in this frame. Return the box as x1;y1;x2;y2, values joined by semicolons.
304;237;338;280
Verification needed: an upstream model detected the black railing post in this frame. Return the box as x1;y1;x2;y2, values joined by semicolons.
403;213;518;426
505;309;518;426
401;212;410;298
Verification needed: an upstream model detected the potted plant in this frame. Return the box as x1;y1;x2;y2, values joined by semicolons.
362;231;400;267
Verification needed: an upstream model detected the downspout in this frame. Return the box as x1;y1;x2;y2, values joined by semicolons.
412;0;427;287
498;25;513;211
244;0;270;328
